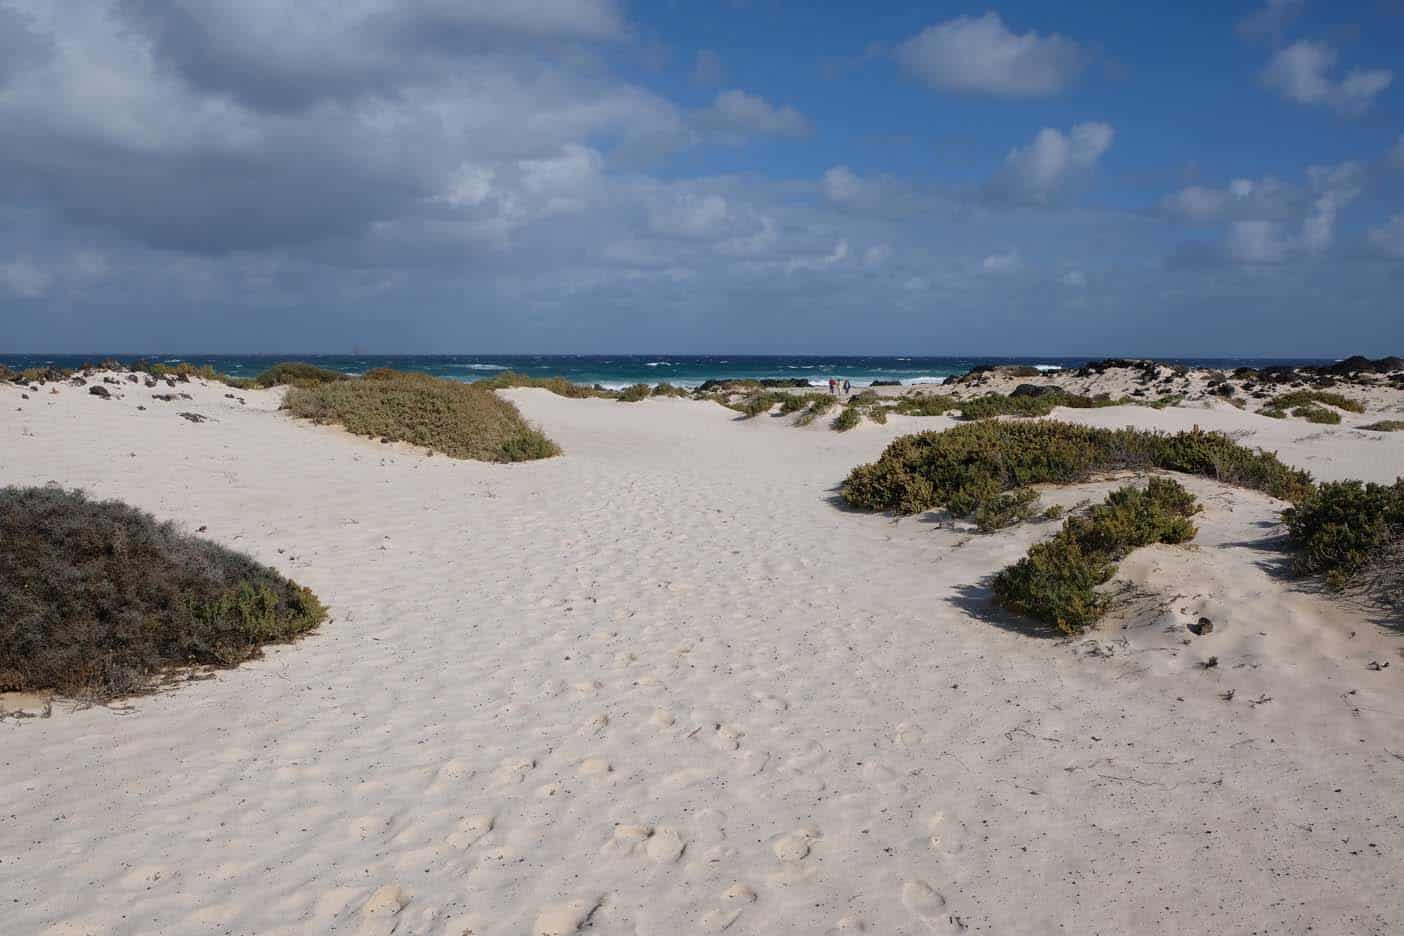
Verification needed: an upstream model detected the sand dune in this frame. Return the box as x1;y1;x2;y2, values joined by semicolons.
2;377;1401;934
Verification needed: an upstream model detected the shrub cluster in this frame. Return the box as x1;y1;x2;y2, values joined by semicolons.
616;383;652;402
1283;479;1404;596
991;478;1200;633
1292;404;1341;425
1360;420;1404;432
0;487;326;699
250;361;348;388
473;370;617;399
841;420;1313;517
973;487;1040;532
283;369;559;462
832;406;861;432
1269;390;1366;414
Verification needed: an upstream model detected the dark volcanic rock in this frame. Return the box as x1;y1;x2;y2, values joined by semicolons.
1010;384;1061;398
88;386;112;399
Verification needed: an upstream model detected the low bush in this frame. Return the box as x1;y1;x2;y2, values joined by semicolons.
1283;479;1404;592
956;390;1126;421
1293;404;1341;425
616;383;652;402
793;397;836;427
1361;420;1404;432
991;478;1200;633
889;394;958;417
0;487;326;699
832;406;861;432
1270;390;1366;414
283;369;559;462
973;487;1040;532
1259;406;1287;419
651;383;691;398
251;361;348;388
474;370;616;399
841;420;1313;517
866;405;889;425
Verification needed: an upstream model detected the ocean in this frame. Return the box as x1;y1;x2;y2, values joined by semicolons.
0;354;1336;389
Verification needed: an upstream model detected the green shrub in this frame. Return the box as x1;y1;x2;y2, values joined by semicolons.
1360;420;1404;432
867;405;889;425
1283;480;1404;589
832;407;861;432
1259;406;1288;419
473;370;616;399
1293;404;1341;425
957;390;1125;421
1270;390;1366;414
251;361;349;388
651;383;691;398
889;393;958;417
841;420;1313;517
283;369;559;462
973;487;1040;532
793;397;836;427
616;383;652;402
991;478;1200;633
0;486;326;699
735;391;787;417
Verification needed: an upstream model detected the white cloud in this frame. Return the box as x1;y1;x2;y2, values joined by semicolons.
1237;0;1304;42
1367;214;1404;258
695;89;810;140
1227;220;1290;264
694;49;723;86
1061;270;1087;287
783;240;849;273
897;12;1085;97
649;192;731;238
0;257;52;298
1261;41;1393;115
823;165;863;204
982;250;1023;274
1301;161;1364;252
1161;177;1292;222
985;122;1114;205
863;244;891;268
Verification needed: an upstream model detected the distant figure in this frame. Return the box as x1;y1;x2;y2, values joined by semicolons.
843;379;852;395
828;378;836;395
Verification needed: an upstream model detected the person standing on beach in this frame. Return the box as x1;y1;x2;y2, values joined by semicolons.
843;379;851;395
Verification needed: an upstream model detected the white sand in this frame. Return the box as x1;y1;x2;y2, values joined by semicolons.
2;375;1402;935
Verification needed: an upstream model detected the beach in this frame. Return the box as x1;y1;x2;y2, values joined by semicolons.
2;372;1403;935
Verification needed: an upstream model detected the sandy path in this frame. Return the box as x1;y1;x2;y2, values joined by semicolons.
1;381;1401;935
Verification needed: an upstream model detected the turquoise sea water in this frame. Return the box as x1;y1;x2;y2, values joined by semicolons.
0;354;1334;389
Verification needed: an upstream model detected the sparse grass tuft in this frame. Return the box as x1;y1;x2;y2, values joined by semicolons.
474;370;616;399
832;406;861;432
1360;420;1404;432
1293;404;1341;425
889;394;958;417
284;369;559;462
991;478;1200;633
1270;390;1366;414
0;486;326;699
793;397;836;427
841;420;1313;518
651;383;691;398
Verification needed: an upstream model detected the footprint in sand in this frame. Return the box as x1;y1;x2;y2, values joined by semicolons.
733;749;770;777
353;883;408;936
579;758;612;778
752;691;789;712
772;826;822;862
694;808;728;843
700;882;757;932
533;896;603;936
579;712;609;736
787;741;826;771
901;881;966;934
645;826;687;863
492;757;536;785
445;814;494;850
824;916;868;933
927;813;967;856
711;725;741;752
895;722;926;749
651;708;676;729
600;824;654;859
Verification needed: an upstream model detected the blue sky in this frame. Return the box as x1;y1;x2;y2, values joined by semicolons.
1;0;1402;355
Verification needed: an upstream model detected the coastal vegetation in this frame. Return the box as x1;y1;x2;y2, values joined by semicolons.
283;369;559;462
0;486;326;700
991;478;1201;633
250;361;348;388
1361;420;1404;432
1283;480;1404;604
841;421;1313;518
832;406;861;432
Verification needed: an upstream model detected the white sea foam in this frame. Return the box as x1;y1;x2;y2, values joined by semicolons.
1034;364;1062;372
450;364;508;371
905;376;948;385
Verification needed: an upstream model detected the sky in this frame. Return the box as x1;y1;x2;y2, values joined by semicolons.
2;0;1403;356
